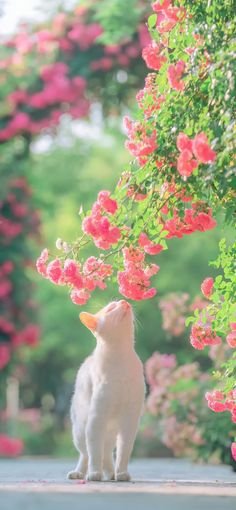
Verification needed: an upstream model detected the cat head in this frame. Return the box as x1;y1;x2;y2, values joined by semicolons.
79;300;134;341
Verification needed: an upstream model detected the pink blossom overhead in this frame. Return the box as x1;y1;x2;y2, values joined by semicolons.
190;323;221;350
118;247;159;301
82;203;121;250
138;232;163;255
152;0;186;34
205;390;236;423
167;60;185;91
201;277;214;298
176;132;193;152
177;149;198;177
36;248;49;277
192;132;216;163
226;323;236;348
142;42;167;71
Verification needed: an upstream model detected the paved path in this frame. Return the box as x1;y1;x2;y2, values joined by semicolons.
0;458;235;510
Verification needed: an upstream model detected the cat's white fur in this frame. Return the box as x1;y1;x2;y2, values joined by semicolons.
67;299;145;482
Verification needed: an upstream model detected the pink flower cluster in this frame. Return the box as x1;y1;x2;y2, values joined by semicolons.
167;60;185;91
142;42;167;71
0;320;39;371
201;277;214;299
159;292;189;336
226;323;236;348
118;246;159;301
190;323;221;350
0;8;153;143
0;178;39;246
145;351;205;456
176;132;216;178
0;64;89;141
12;324;40;348
0;174;40;371
68;22;103;49
138;232;163;255
82;191;120;249
159;292;210;338
124;116;157;166
163;204;217;238
205;390;236;423
0;435;24;457
36;249;113;306
136;73;165;118
152;0;186;34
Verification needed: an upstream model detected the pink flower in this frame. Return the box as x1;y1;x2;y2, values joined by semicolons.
190;323;221;350
63;259;83;288
231;443;236;461
0;318;14;335
0;435;24;457
0;279;12;299
8;89;28;108
8;112;30;134
118;247;158;301
0;261;14;275
12;324;40;348
82;193;121;250
90;57;113;71
138;233;163;255
68;22;103;50
104;44;121;55
167;60;185;91
192;133;216;163
176;132;193;152
152;0;185;34
208;401;227;412
40;62;69;82
83;257;112;291
138;24;151;48
70;289;90;305
0;344;10;370
177;149;198;177
36;248;49;277
142;42;167;71
124;116;157;163
201;277;214;298
226;330;236;348
205;390;224;401
190;336;205;350
46;259;63;284
97;191;118;215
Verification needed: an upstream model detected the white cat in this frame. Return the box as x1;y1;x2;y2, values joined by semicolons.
67;299;145;482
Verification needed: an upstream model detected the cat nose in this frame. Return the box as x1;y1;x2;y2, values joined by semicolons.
120;300;131;309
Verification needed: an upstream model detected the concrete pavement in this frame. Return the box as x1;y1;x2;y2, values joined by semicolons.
0;458;235;510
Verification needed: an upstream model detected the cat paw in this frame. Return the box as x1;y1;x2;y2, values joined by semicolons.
87;471;103;481
115;471;131;482
104;472;115;481
67;470;84;480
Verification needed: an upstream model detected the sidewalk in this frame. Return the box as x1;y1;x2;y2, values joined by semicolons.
0;458;235;510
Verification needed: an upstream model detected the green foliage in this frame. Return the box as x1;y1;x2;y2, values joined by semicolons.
93;0;145;44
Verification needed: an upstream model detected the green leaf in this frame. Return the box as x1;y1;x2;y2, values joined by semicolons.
148;13;157;29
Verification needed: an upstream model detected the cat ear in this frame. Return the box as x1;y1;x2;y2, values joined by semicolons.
79;312;98;332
